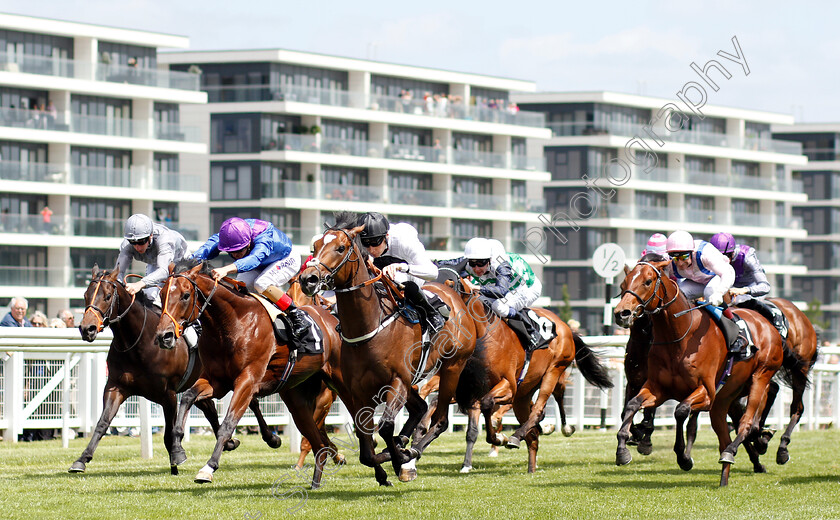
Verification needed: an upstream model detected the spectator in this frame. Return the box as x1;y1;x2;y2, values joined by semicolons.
568;319;581;334
48;318;66;328
40;206;53;234
30;311;48;327
57;309;75;328
1;297;31;327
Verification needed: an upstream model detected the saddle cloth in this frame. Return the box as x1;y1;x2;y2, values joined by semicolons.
703;305;756;361
253;294;324;355
506;308;557;351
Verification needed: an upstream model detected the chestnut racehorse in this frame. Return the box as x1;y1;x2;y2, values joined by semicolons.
72;266;281;474
155;260;346;487
435;270;613;473
614;257;791;486
299;216;476;485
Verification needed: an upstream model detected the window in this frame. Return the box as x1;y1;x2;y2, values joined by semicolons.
71;147;132;186
210;162;256;200
210;208;261;234
260;114;302;150
0;140;48;180
370;75;448;100
261;209;301;242
732;161;759;177
685;155;715;173
390;172;432;191
635;191;668;220
322;166;368;186
260;162;302;198
70;248;118;287
1;245;47;286
98;41;155;69
388;215;432;246
451;219;492;251
70;197;131;237
211;114;259;154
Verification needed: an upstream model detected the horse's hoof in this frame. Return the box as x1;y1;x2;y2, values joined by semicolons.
678;457;694;471
754;439;769;455
223;438;241;451
170;465;179;476
194;470;214;484
505;436;521;449
487;448;499;458
561;425;575;437
398;468;416;482
719;452;736;465
68;462;86;473
754;464;767;474
460;465;472;474
541;423;556;435
616;448;632;466
171;451;187;467
637;439;653;456
494;432;508;446
379;480;393;487
266;435;283;449
333;453;346;466
776;448;790;465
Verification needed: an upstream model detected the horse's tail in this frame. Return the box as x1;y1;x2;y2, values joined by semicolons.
573;333;614;390
454;336;490;414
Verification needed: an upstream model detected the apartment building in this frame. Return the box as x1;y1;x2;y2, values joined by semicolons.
773;124;840;339
161;49;551;289
0;13;207;317
514;91;808;334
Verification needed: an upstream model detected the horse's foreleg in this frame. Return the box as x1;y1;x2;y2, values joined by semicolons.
159;390;182;475
249;398;283;449
346;398;391;486
194;380;254;485
69;384;127;473
370;379;413;480
398;387;427;446
194;398;240;452
510;393;539;473
507;367;562;450
683;410;701;464
281;389;334;490
616;387;659;466
460;403;481;473
551;382;574;437
721;371;773;472
481;380;515;445
753;380;778;455
709;402;734;487
727;400;766;474
673;386;712;472
174;379;214;468
409;363;464;457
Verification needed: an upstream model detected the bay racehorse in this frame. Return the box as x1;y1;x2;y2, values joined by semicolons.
155;259;346;487
437;270;612;473
72;265;281;474
299;217;476;485
614;256;792;486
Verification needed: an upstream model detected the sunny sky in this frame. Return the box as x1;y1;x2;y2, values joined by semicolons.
8;1;840;122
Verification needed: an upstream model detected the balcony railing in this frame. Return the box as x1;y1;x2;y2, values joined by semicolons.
0;213;66;235
756;250;804;265
802;147;838;162
321;183;384;203
0;266;51;287
0;161;65;183
390;188;446;207
370;93;545;127
0;51;200;90
0;106;202;142
452;192;508;211
154;171;202;192
261;180;317;199
548;121;804;155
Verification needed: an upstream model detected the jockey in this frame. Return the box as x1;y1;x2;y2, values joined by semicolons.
118;213;199;346
355;212;446;333
118;213;189;303
442;237;542;348
709;232;785;336
641;233;669;261
667;230;745;354
192;217;308;341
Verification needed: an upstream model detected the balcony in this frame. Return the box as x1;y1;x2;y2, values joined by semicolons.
261;180;317;199
452;192;508;211
203;84;545;127
0;107;202;142
321;182;384;203
258;134;545;171
548;121;804;155
390;188;446;207
0;161;65;183
0;52;200;91
0;160;200;192
756;250;804;265
632;167;803;193
801;148;838;162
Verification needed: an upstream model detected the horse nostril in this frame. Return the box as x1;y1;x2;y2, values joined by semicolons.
619;309;631;319
86;325;97;334
304;274;318;287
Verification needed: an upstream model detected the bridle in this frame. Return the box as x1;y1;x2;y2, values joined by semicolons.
83;273;143;352
620;262;679;319
620;261;694;345
160;272;218;340
304;229;383;294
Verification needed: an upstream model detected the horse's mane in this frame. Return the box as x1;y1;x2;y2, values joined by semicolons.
327;211;369;261
640;252;668;264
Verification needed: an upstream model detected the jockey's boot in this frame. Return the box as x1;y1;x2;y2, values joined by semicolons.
509;310;540;350
262;286;309;341
404;281;446;334
722;306;749;357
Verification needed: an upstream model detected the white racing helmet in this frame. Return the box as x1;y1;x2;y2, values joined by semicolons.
464;237;492;260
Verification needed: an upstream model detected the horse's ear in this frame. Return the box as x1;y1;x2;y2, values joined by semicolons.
651;259;671;271
349;224;365;237
623;264;631;276
168;262;175;275
91;263;100;278
107;264;119;280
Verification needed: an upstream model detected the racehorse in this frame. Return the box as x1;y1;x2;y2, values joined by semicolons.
72;266;282;474
614;256;791;486
434;269;612;473
154;259;345;487
299;214;476;485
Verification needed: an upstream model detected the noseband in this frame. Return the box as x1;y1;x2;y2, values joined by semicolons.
161;273;218;339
